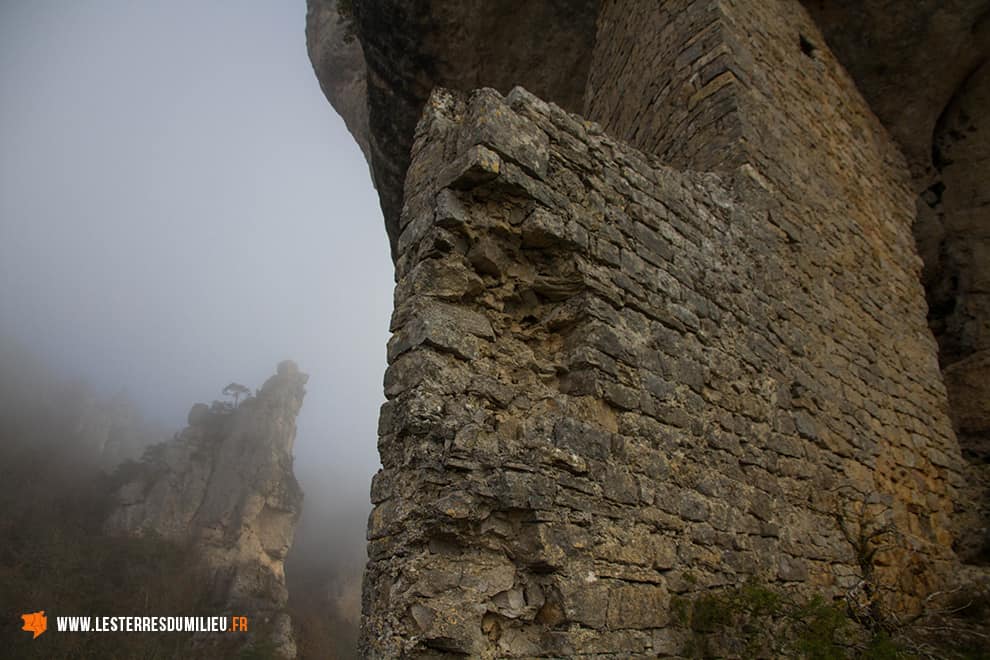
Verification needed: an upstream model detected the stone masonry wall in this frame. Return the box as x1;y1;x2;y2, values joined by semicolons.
590;0;969;570
362;81;963;657
584;0;743;173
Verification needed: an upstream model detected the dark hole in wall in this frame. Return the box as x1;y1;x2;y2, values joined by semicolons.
931;273;960;319
923;180;946;209
799;34;817;58
953;527;990;566
933;140;954;170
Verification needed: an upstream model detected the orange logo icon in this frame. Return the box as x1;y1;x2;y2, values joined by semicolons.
21;611;47;638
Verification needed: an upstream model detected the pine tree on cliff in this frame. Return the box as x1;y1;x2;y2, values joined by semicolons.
222;382;250;408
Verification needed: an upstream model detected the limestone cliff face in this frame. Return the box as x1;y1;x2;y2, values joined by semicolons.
305;0;371;169
105;361;307;658
306;0;988;241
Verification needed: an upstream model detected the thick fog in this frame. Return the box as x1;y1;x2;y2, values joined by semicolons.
0;0;389;623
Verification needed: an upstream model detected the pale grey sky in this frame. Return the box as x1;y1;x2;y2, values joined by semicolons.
0;1;391;514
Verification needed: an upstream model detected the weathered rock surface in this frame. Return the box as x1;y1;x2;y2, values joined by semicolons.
306;0;599;254
306;0;989;240
802;6;990;527
307;3;990;483
946;350;990;562
305;0;371;168
306;0;989;654
918;63;990;551
362;76;960;656
800;0;990;182
105;361;307;658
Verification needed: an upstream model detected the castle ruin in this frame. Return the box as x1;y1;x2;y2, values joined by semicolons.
307;1;990;656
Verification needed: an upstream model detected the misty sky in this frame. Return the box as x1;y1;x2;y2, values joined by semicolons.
0;2;391;510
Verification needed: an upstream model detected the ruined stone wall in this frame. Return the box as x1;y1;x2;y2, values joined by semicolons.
297;0;990;654
590;0;968;566
585;0;916;198
362;78;963;656
584;0;742;172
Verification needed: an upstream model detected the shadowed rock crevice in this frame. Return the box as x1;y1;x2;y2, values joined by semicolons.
922;61;990;564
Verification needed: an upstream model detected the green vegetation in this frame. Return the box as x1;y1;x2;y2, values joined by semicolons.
238;635;280;660
222;382;251;408
672;580;989;659
0;443;216;658
673;582;854;658
0;411;251;658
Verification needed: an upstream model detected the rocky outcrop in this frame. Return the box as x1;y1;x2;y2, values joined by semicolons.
799;0;990;182
105;361;307;658
306;0;988;654
306;0;989;244
306;0;599;255
931;60;990;563
305;0;371;168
